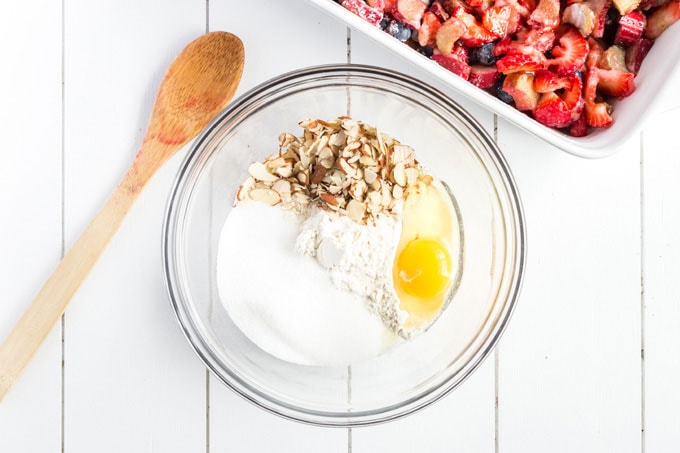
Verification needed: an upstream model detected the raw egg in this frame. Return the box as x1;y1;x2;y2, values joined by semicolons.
392;179;460;332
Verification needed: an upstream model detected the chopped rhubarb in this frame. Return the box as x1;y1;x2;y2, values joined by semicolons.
503;72;539;110
625;38;654;74
432;51;472;78
615;11;646;45
469;64;501;87
436;17;466;54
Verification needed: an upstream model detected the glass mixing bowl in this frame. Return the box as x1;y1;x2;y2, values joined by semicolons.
163;64;526;426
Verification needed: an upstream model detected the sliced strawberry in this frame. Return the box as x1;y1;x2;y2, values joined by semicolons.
548;26;589;76
597;69;636;97
533;92;573;127
585;98;614;127
584;45;613;128
561;74;585;121
436;17;466;54
393;0;428;28
469;64;500;88
517;28;556;51
341;0;384;26
615;11;646;45
453;7;499;46
429;0;451;20
625;38;654;74
568;111;589;136
533;68;564;92
527;0;561;30
497;50;545;73
562;3;597;36
432;50;472;79
503;72;539;110
483;5;513;37
419;11;443;47
644;0;680;39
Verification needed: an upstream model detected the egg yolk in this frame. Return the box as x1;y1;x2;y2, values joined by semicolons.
396;238;452;300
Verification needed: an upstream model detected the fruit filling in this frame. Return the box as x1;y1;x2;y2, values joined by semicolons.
337;0;680;137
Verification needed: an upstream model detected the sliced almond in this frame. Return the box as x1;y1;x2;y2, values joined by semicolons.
275;160;294;178
336;157;357;178
392;184;403;200
311;164;327;184
346;199;366;223
364;168;378;185
248;187;281;205
265;156;286;171
320;192;339;206
271;179;291;196
248;162;279;182
297;168;310;185
392;162;407;187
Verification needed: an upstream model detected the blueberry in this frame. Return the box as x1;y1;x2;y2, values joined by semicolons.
387;20;412;42
379;16;389;30
574;69;584;81
419;46;434;58
495;78;514;104
471;43;497;66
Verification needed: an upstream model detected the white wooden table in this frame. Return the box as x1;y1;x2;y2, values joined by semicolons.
2;1;679;451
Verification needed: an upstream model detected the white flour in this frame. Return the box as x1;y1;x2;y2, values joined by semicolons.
296;208;408;333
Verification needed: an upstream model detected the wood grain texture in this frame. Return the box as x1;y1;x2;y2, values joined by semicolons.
350;31;497;453
62;1;208;451
207;0;350;450
0;0;63;448
497;127;642;452
1;0;680;451
641;107;680;452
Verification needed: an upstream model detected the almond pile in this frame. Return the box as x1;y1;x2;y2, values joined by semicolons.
236;116;430;224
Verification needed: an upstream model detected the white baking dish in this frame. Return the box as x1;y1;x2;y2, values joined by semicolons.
303;0;680;158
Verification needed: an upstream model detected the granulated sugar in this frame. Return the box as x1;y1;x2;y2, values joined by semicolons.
216;202;400;366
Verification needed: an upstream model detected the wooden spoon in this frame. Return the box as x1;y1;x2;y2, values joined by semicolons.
0;31;244;401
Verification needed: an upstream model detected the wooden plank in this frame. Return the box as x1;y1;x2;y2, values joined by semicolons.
641;106;680;451
62;1;207;451
0;0;63;449
349;31;496;452
496;124;642;452
207;0;350;450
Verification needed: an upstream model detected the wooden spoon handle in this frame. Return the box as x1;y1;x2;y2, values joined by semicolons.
0;147;158;402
